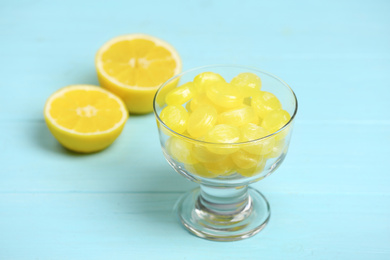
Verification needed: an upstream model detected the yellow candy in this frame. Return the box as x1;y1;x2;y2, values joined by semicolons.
261;109;291;134
231;149;263;170
204;124;240;155
251;91;282;119
206;82;244;109
189;93;225;113
187;105;218;138
159;71;292;181
166;137;197;165
165;82;195;106
203;157;235;176
159;105;188;134
193;72;225;94
230;72;261;97
218;106;258;127
185;100;192;113
185;163;219;178
273;124;291;142
264;138;286;159
236;160;266;178
192;143;228;163
240;123;275;155
188;94;210;112
243;97;252;106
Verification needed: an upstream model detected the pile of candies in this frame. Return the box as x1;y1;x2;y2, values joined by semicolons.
159;72;291;178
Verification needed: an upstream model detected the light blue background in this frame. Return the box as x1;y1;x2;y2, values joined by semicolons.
1;0;389;259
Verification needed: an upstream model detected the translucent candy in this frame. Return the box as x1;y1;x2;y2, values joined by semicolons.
193;72;225;94
218;106;258;127
236;159;266;178
189;93;225;114
204;124;240;154
165;82;195;106
230;72;261;97
192;143;228;163
240;123;275;155
261;109;291;134
274;124;291;142
203;157;235;176
264;138;286;159
159;105;188;134
185;163;219;178
231;149;263;170
251;91;282;119
185;100;192;113
243;97;252;106
187;105;218;138
206;82;244;109
166;137;197;165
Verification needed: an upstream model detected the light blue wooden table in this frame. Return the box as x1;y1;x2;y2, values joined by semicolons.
1;0;389;259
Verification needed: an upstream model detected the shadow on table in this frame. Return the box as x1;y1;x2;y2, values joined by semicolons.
34;120;95;156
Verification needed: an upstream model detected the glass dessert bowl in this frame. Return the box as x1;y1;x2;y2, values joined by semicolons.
153;65;298;241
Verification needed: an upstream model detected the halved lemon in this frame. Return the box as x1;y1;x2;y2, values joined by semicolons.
95;34;182;114
44;85;128;153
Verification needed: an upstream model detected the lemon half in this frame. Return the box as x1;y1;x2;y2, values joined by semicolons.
95;34;182;114
44;84;128;153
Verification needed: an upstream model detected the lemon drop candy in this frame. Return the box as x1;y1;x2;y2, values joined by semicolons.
165;82;195;106
160;105;188;134
187;105;218;138
261;109;291;134
230;72;262;97
166;137;197;165
202;157;235;176
193;71;225;94
236;159;266;178
231;149;263;170
192;143;228;163
204;124;240;155
206;82;244;109
251;91;282;119
188;94;213;111
218;106;258;127
240;123;275;155
189;93;225;114
265;138;286;159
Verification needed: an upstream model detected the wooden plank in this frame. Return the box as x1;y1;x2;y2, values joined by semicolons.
0;192;389;259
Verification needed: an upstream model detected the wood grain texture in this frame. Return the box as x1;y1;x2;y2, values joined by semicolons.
1;0;389;259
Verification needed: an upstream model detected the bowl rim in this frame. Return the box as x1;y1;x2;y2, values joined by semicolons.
153;64;298;145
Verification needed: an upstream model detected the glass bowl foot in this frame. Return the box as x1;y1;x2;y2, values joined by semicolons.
175;186;270;241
